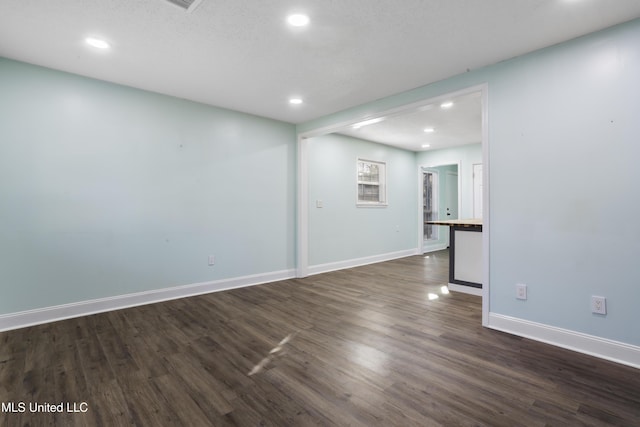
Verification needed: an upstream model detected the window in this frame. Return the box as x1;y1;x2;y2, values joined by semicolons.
357;159;387;206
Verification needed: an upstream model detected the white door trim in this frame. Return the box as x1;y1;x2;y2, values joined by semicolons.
480;85;490;327
472;163;483;219
296;134;309;278
420;167;440;252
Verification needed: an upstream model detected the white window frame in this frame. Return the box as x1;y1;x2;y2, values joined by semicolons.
356;158;387;207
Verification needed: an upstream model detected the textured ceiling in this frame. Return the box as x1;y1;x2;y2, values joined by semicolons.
1;0;640;126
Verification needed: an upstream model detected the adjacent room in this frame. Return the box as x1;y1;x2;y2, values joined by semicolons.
1;1;640;425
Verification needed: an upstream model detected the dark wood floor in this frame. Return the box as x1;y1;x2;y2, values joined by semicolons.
1;250;639;426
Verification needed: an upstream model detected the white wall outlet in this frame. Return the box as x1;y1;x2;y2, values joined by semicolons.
516;283;527;300
591;296;606;315
316;200;323;208
208;255;215;266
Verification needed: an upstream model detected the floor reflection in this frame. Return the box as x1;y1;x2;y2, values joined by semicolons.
427;285;451;301
248;331;298;376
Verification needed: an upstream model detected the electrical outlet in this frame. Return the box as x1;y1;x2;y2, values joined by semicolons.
516;283;527;300
591;296;606;315
208;255;215;266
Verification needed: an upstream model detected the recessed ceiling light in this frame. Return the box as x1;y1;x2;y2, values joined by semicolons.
424;127;435;133
287;14;310;27
421;144;431;148
289;97;303;105
85;37;110;49
440;101;454;109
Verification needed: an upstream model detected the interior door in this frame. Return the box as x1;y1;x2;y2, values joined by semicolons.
444;171;458;220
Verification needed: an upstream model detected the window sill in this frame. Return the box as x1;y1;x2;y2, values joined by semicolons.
356;203;388;208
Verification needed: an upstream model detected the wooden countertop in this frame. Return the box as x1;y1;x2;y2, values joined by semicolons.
426;218;482;227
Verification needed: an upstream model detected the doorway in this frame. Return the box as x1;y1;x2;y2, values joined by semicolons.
422;169;439;242
422;163;459;252
297;84;489;326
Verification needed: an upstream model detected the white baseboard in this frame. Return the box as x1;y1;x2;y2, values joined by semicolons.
307;249;419;276
448;283;483;296
0;269;296;332
488;313;640;369
422;243;448;253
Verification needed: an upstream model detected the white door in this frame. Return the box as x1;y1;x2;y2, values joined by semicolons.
444;171;458;220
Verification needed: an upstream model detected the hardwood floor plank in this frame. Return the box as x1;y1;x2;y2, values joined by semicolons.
85;378;135;427
124;335;172;381
75;334;116;395
228;381;318;427
53;366;91;427
264;365;374;427
187;335;254;393
164;351;235;416
97;329;141;380
150;374;217;426
383;381;501;427
120;377;180;426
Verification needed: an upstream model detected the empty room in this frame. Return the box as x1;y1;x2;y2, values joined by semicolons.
1;1;640;426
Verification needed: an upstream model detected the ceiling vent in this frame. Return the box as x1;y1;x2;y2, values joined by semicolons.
164;0;204;13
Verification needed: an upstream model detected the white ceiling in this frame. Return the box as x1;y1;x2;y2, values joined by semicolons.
338;91;482;152
1;0;640;127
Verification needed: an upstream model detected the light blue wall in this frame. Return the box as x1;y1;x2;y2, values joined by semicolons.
488;21;640;345
0;58;296;314
308;133;417;266
301;20;640;346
